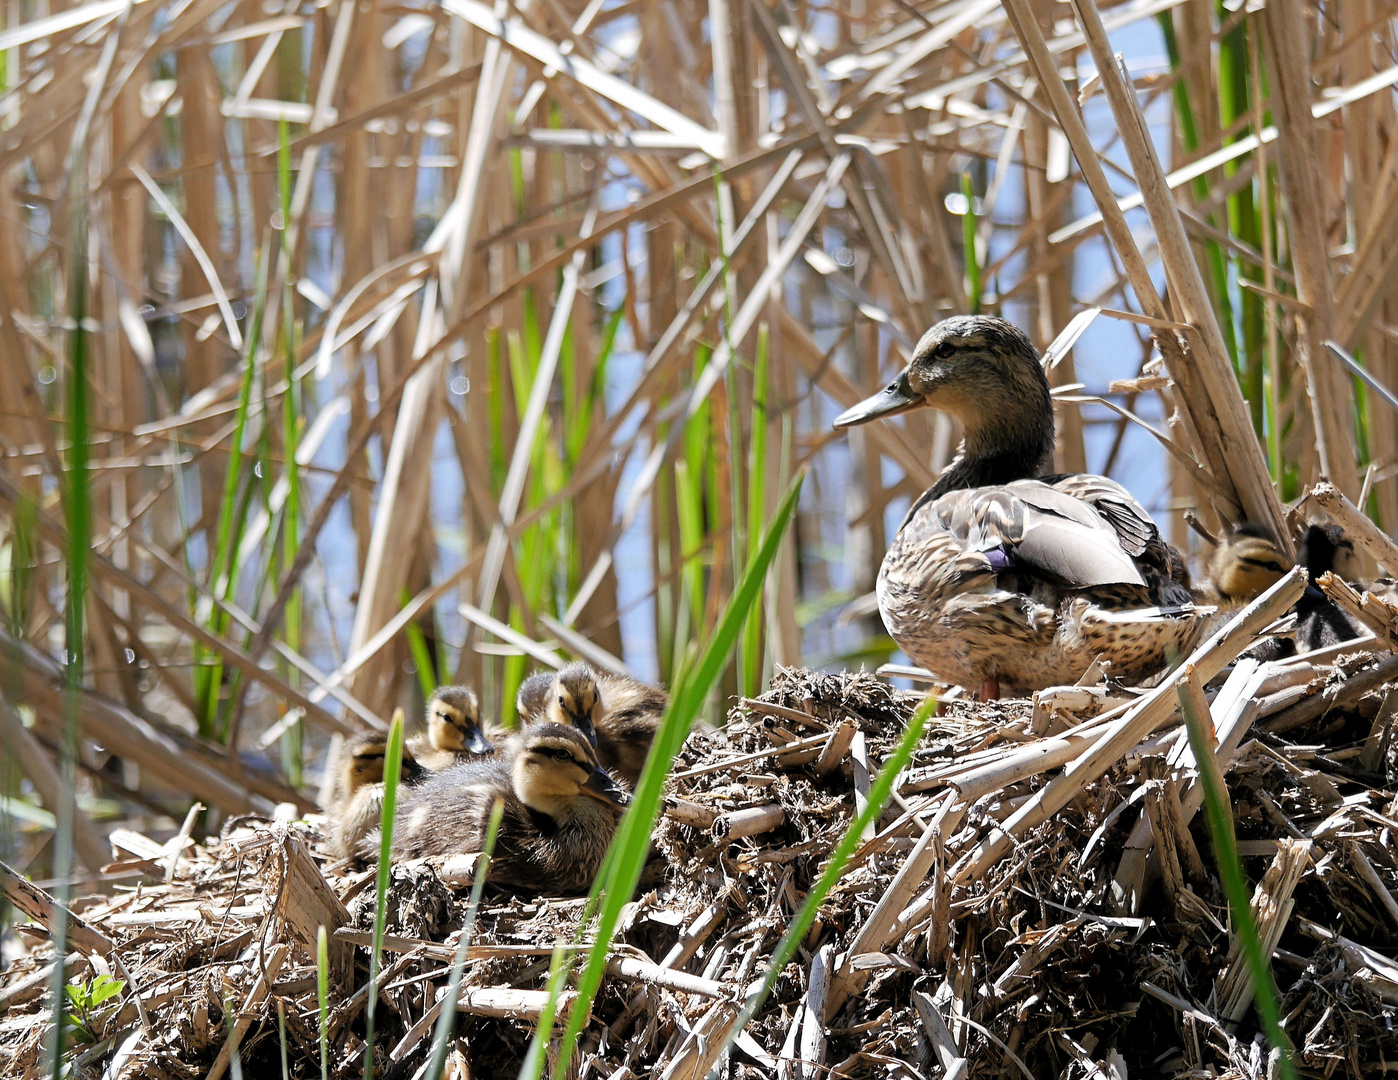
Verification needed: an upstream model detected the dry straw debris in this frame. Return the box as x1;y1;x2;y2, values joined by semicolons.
8;625;1398;1078
5;0;1398;1076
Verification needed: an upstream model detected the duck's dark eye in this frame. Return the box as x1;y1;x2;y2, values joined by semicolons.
934;341;955;358
1263;561;1286;573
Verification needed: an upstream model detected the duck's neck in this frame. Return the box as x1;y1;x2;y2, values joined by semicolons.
929;401;1056;500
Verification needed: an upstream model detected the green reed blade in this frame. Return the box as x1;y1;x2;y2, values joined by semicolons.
423;798;505;1080
317;926;330;1080
705;693;935;1078
365;710;405;1080
533;471;805;1080
1178;683;1297;1080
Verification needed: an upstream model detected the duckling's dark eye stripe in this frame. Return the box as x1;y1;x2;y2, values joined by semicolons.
1239;556;1286;572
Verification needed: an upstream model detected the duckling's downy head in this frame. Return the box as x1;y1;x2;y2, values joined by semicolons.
1209;523;1293;601
341;733;423;793
1299;523;1358;583
427;685;491;755
512;723;631;816
833;316;1054;481
545;663;604;746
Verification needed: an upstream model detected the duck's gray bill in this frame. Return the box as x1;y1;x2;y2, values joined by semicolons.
465;727;494;755
833;371;919;428
583;768;632;808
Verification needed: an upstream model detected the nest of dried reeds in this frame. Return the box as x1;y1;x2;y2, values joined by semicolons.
8;595;1398;1080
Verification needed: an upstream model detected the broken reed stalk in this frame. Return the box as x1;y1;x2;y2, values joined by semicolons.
423;800;503;1080
1178;676;1297;1079
958;567;1306;882
1307;481;1398;577
1262;0;1357;497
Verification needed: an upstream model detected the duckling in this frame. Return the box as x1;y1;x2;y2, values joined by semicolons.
408;684;493;771
1294;524;1363;652
833;315;1208;698
1207;522;1364;662
328;733;425;860
385;723;631;895
1205;523;1294;604
517;663;602;735
517;662;667;786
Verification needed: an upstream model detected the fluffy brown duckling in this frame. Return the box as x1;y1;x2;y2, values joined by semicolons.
1294;524;1364;652
1209;523;1364;660
517;662;667;787
385;723;631;895
328;733;424;860
1205;523;1294;605
408;684;493;771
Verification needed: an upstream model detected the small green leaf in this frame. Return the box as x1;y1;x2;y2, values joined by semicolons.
88;975;124;1007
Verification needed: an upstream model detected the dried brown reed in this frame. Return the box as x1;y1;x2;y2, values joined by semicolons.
2;1;1398;1066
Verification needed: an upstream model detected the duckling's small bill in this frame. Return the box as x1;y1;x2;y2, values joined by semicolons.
462;726;493;755
833;371;919;428
581;768;632;808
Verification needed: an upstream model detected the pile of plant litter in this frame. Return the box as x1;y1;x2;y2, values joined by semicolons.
5;613;1398;1078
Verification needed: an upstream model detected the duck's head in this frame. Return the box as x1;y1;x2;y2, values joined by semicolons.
1209;524;1293;601
511;724;631;816
545;663;604;748
426;685;492;755
834;316;1054;479
340;733;423;793
1299;523;1358;583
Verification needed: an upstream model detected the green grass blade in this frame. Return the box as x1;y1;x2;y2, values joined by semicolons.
1177;683;1297;1080
740;325;770;698
364;709;405;1079
193;242;271;738
961;172;981;313
403;587;439;700
1;491;37;637
275;115;304;785
673;459;705;653
317;926;330;1080
535;471;806;1080
423;799;505;1080
48;154;91;1079
706;694;935;1076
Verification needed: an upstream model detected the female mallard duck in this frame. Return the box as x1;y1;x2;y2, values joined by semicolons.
328;733;424;860
516;662;666;786
384;723;631;895
408;685;493;771
834;314;1205;697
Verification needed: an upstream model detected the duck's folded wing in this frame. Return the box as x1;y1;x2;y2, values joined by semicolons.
931;483;1146;589
1039;473;1156;557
